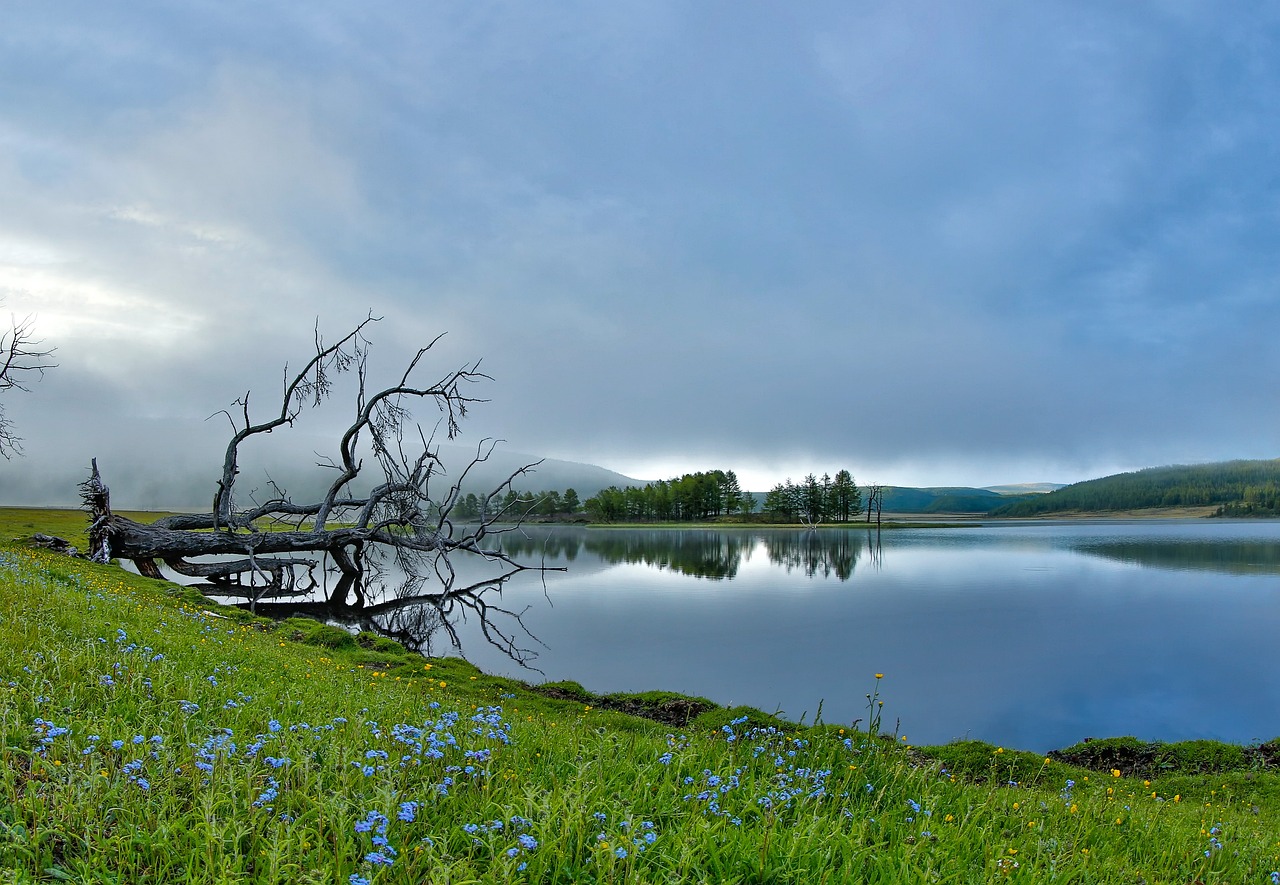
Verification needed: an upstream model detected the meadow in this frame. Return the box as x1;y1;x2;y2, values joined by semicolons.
2;509;1279;883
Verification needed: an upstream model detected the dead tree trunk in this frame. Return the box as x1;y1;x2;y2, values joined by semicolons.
82;316;554;663
864;483;884;529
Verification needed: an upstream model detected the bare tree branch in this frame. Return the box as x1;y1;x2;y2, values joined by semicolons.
0;312;57;458
83;316;558;664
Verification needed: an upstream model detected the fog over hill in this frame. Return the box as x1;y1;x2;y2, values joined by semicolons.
0;439;647;512
0;435;1072;515
983;483;1064;496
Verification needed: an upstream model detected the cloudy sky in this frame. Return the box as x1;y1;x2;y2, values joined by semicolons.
3;1;1279;505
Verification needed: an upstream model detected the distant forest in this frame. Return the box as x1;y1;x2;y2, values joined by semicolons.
584;469;866;523
450;469;759;522
454;458;1280;522
585;470;755;522
450;487;582;521
992;460;1280;517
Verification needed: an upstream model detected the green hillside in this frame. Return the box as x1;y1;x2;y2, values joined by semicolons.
882;487;1039;514
991;459;1280;517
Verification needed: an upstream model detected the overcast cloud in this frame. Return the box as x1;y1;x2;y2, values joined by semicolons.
3;1;1279;505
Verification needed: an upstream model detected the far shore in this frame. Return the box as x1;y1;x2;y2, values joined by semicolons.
0;503;1237;538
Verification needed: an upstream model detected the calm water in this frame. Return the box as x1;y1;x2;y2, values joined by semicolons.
434;520;1280;753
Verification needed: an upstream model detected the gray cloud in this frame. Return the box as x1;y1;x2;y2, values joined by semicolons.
3;1;1279;503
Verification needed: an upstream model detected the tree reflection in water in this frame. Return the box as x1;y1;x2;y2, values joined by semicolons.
500;527;881;581
228;527;887;665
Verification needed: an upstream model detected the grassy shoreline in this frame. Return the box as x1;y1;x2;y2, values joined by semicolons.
2;510;1279;881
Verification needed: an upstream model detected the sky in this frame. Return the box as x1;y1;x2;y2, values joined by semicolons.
2;1;1280;506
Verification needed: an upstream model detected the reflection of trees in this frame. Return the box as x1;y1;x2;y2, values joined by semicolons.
221;547;547;666
249;596;450;657
498;529;752;579
1071;540;1280;576
496;529;589;563
585;530;754;579
502;527;877;581
239;527;882;659
761;531;864;580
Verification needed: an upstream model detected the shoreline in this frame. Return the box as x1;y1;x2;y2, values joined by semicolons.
3;526;1274;763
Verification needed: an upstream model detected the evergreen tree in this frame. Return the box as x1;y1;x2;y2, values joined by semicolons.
831;469;861;522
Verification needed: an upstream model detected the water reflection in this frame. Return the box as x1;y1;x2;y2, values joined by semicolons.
471;521;1280;751
761;531;866;580
1069;539;1280;575
201;520;1280;751
498;527;877;581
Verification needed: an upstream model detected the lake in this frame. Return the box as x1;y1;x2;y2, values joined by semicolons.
426;519;1280;753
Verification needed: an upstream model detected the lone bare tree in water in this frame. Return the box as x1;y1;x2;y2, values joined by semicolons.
83;314;549;664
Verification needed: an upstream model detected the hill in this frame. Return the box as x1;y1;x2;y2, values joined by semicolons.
0;444;647;510
983;483;1064;496
449;448;647;499
881;486;1046;514
991;459;1280;517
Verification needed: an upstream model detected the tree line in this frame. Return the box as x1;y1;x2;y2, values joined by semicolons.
579;468;869;524
583;470;754;522
451;487;583;521
452;466;875;524
762;470;864;523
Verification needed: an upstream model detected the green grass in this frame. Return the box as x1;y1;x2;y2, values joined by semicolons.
0;507;181;554
2;512;1280;882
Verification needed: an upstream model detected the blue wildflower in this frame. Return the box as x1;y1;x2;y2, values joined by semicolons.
252;776;280;808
